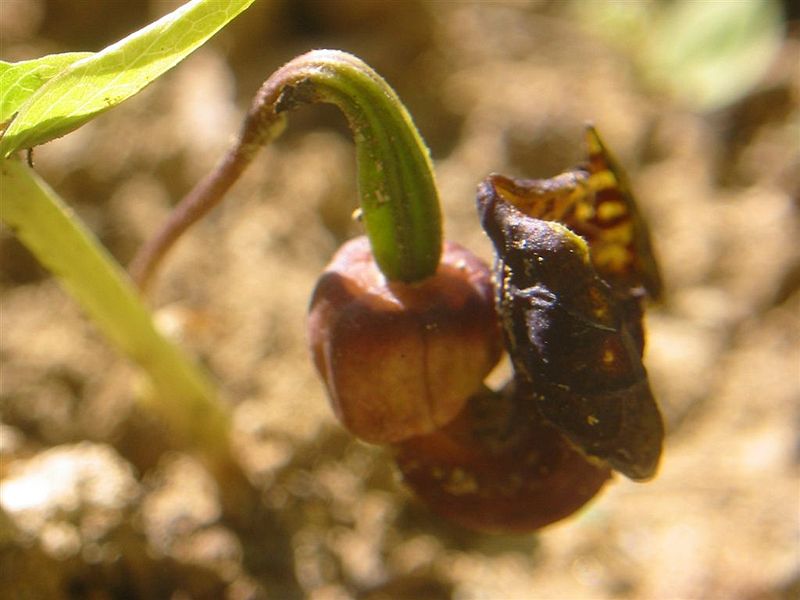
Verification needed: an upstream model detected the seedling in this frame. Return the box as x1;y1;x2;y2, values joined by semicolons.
1;0;663;534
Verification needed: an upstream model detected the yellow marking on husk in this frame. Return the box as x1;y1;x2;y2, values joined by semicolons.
589;171;617;192
597;201;627;222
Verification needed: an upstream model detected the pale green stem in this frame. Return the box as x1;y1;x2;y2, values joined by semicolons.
0;158;229;457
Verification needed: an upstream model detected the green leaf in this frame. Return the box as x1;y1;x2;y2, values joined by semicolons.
0;0;255;157
0;53;93;125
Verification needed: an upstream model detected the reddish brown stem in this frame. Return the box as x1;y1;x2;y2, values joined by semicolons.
128;93;285;292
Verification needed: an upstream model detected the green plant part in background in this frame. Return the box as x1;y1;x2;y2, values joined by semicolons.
570;0;785;111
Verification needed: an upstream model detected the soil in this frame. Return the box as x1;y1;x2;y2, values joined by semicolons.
1;1;798;599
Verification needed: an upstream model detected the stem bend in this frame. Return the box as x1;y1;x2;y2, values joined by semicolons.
131;50;442;289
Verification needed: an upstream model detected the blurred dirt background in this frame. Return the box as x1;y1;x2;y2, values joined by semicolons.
1;1;799;599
